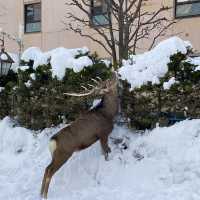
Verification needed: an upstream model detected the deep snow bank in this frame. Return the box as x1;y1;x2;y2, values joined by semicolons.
1;117;200;200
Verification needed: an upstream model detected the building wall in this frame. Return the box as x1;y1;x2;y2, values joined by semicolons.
0;0;200;57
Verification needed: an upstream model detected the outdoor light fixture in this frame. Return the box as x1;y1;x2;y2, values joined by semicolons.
0;37;14;77
0;49;14;77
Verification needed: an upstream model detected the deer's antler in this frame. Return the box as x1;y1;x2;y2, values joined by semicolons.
64;77;103;97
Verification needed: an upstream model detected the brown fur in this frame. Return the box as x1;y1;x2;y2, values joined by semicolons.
40;74;119;199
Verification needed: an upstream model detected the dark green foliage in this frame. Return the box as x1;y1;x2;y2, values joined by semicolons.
2;50;200;131
63;60;111;92
0;53;112;130
0;70;17;88
168;52;187;78
167;52;200;84
0;70;17;119
121;51;200;130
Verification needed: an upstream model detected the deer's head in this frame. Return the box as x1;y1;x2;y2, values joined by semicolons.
64;72;118;97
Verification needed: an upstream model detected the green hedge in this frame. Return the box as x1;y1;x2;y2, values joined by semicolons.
121;52;200;130
0;53;112;130
1;51;200;130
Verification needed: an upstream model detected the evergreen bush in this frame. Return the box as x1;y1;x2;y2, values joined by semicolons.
1;50;200;131
0;71;17;119
121;51;200;130
0;54;111;130
0;53;112;130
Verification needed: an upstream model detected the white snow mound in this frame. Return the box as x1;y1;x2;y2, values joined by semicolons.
1;117;200;199
20;47;92;79
118;37;191;90
163;77;177;90
187;56;200;71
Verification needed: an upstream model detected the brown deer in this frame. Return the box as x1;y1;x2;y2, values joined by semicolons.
40;73;119;199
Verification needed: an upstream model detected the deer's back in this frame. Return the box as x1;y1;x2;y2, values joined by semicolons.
52;112;113;152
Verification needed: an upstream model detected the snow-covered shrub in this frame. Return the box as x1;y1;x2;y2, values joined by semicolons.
20;46;93;79
121;51;200;130
9;52;112;130
119;37;192;90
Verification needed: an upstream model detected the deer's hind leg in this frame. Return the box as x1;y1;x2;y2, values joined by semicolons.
41;165;49;197
100;135;111;161
41;151;72;199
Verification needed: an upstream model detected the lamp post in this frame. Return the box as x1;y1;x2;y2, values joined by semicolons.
0;35;14;77
0;33;16;119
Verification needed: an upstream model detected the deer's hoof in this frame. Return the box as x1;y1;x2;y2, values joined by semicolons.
104;152;111;161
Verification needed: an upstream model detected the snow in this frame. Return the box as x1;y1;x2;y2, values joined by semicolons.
187;57;200;71
90;99;102;110
163;77;177;90
21;47;46;68
0;87;4;92
21;47;92;79
118;37;191;90
30;73;36;80
67;56;93;73
101;59;111;67
1;117;200;199
25;80;32;88
19;65;29;71
9;53;20;72
195;66;200;71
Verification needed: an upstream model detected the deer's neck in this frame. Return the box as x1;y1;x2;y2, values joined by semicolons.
100;90;119;120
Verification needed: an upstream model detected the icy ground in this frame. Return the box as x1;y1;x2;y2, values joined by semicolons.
1;117;200;200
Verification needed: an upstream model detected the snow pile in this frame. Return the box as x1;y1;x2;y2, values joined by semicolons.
163;77;177;90
21;47;46;66
30;73;36;80
19;65;29;71
118;37;191;90
187;56;200;67
1;117;200;199
20;47;92;79
195;65;200;71
9;53;20;72
101;59;111;67
0;87;4;92
24;80;32;88
187;56;200;71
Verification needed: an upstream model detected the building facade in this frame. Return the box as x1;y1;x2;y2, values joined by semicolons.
0;0;200;57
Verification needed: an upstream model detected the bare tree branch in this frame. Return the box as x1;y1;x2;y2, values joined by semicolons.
148;21;176;50
64;0;176;66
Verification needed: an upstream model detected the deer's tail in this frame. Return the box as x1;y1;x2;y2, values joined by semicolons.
49;139;57;156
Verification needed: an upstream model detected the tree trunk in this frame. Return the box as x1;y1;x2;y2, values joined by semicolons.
118;2;124;66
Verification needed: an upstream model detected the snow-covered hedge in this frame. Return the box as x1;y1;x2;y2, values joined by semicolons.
1;37;200;130
120;37;200;129
0;48;112;130
119;37;200;90
20;47;93;79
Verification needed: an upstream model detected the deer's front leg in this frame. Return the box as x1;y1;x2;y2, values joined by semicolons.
100;135;111;161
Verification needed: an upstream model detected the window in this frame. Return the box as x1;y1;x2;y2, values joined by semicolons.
24;3;41;33
175;0;200;18
91;0;109;26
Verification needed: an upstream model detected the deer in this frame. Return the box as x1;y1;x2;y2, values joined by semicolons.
40;72;119;199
